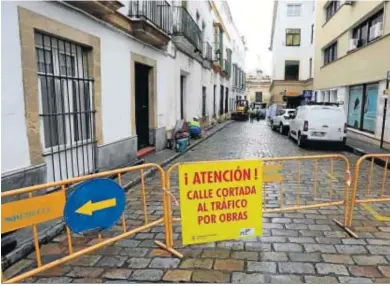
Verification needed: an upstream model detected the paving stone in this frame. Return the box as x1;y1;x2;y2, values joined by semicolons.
379;266;390;278
338;277;374;283
73;278;103;283
288;237;315;243
375;278;390;283
300;230;324;237
232;272;265;283
285;223;308;230
102;269;133;280
96;256;128;267
349;266;383;278
139;240;159;248
316;263;349;275
271;229;299;237
353;255;387;265
342;238;367;245
304;244;337;253
278;262;315;274
148;249;172;257
36;277;73;283
202;249;230;258
35;266;72;277
289;253;321;262
259;236;287;243
216;241;245;250
272;218;292;223
322;254;354;264
263;223;284;229
180;249;203;258
116;239;140;248
231;251;258;261
366;239;390;246
247;262;277;273
67;267;105;278
180;258;213;269
121;247;149;257
192;270;229;283
324;230;349;238
3;260;35;280
259;252;289;262
308;224;332;231
379;227;390;232
271;275;303;283
245;242;272;251
163;270;192;282
315;237;342;244
214;259;244;271
127;258;151;268
304;276;338;283
367;246;390;255
336;245;368;254
273;243;302;252
149;258;180;269
134;233;155;240
130;269;164;281
374;232;390;239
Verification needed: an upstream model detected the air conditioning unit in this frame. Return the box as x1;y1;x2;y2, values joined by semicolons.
369;22;383;41
349;38;358;51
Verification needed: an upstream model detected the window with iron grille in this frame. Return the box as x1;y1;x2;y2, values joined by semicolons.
35;32;96;180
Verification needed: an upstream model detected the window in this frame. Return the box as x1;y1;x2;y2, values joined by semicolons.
325;1;340;22
255;92;263;102
202;86;207;117
311;24;314;44
287;4;301;17
352;9;384;47
284;60;300;80
35;32;93;149
309;58;312;78
286;29;301;46
323;42;337;65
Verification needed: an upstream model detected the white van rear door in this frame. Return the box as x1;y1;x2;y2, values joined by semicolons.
308;107;345;140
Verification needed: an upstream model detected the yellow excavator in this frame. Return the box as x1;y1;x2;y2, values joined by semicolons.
231;99;249;121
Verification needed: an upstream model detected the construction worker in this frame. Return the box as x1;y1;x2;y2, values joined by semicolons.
188;116;202;138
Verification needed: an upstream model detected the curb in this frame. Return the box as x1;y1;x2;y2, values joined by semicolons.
1;120;234;271
344;144;390;169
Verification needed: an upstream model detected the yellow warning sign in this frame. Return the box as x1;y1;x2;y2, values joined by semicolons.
1;190;66;234
179;159;263;245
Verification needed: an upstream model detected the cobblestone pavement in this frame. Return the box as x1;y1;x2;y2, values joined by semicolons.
4;121;390;283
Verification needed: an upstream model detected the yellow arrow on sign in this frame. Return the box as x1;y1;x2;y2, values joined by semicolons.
76;198;117;216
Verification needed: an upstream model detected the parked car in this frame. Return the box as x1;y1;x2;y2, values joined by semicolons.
270;109;296;134
288;103;347;148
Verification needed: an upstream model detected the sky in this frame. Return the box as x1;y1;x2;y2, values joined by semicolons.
227;0;274;75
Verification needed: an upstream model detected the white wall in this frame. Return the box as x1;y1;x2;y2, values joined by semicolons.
272;0;315;81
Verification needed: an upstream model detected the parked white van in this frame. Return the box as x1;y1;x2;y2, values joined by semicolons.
288;103;347;148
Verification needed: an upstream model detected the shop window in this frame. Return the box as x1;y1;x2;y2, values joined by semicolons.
347;84;378;133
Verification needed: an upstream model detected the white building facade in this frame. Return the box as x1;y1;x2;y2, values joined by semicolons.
1;0;246;190
269;0;315;103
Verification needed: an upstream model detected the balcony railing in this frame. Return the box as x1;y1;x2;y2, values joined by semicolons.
172;6;202;51
203;42;212;61
129;1;171;35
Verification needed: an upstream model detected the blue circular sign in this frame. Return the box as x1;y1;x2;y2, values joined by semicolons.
64;178;126;234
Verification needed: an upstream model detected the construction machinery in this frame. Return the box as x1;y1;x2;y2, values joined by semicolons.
231;99;249;121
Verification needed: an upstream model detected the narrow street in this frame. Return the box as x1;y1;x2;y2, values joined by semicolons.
5;121;390;283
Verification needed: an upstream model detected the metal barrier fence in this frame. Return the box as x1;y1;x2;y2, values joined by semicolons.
346;154;390;228
0;163;175;283
162;154;352;249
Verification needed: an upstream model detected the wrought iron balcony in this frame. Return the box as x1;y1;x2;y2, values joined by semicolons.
203;42;212;61
128;1;171;48
172;6;202;52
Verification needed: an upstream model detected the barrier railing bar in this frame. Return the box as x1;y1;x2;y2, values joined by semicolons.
280;162;284;208
29;192;42;267
140;169;148;224
4;218;164;284
314;159;318;200
264;201;344;213
117;173;127;232
297;161;301;206
66;226;73;255
330;158;334;200
366;158;374;197
355;197;390;204
380;158;389;197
